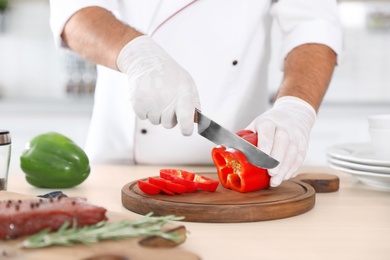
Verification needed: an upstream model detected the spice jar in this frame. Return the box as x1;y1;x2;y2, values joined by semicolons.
0;130;11;191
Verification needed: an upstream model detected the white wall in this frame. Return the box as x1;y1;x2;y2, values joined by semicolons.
0;0;67;99
1;99;92;166
1;1;390;102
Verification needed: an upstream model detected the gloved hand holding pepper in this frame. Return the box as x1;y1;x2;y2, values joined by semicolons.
246;96;316;187
116;36;201;136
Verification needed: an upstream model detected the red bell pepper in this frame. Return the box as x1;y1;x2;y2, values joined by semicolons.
211;130;270;193
160;169;219;192
236;129;258;146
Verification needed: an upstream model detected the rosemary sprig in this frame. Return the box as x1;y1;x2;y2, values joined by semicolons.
22;212;185;248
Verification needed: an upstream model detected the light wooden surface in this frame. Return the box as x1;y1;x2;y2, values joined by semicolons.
5;164;390;260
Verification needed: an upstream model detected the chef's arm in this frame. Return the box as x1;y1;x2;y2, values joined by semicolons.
276;43;337;112
250;43;337;186
61;6;143;70
61;6;200;136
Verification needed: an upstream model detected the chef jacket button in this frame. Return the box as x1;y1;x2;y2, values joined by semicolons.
141;129;147;134
232;60;238;66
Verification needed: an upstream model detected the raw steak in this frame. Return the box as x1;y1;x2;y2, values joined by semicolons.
0;196;107;239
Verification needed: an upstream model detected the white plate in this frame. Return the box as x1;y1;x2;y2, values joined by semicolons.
326;143;390;167
327;156;390;174
328;163;390;191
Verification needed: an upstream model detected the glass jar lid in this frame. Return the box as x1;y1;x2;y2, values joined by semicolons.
0;130;11;145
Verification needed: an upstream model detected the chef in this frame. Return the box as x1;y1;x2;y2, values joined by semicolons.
49;0;342;187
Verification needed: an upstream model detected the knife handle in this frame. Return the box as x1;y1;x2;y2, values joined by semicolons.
194;108;200;123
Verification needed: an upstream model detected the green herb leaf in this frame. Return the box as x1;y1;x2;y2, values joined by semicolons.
22;212;185;248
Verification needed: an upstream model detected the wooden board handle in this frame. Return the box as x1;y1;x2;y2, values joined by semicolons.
294;173;339;193
139;226;187;248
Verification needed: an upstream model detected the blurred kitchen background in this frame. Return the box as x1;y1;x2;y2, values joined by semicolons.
0;0;389;166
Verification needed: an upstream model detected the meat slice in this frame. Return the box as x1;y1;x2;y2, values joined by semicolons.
0;196;107;239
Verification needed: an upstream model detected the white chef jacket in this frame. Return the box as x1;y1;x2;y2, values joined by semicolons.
49;0;342;165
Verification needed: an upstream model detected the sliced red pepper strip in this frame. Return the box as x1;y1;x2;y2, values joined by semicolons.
137;180;175;195
193;174;219;192
160;169;198;192
211;130;270;193
160;169;219;192
137;180;161;195
148;177;188;194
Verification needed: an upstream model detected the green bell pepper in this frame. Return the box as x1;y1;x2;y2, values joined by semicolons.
0;0;9;12
20;132;90;188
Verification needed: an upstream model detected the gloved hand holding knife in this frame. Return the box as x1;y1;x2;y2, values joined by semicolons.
117;36;200;136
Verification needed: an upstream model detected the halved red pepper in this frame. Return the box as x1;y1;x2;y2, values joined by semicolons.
211;130;270;193
160;169;219;192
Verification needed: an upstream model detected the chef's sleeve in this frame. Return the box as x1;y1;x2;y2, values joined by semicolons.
270;0;343;70
49;0;119;48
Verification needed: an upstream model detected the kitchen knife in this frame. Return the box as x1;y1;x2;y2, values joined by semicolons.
195;109;279;169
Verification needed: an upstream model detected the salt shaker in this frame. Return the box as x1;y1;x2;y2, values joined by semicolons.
0;130;11;191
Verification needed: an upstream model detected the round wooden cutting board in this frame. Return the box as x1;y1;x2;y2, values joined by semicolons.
122;172;318;223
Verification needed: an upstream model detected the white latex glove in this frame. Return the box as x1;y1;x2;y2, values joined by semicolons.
246;96;316;187
117;36;200;136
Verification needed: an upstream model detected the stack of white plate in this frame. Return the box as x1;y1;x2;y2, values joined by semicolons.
326;143;390;191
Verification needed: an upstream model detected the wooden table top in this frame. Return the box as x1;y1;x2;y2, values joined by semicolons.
5;164;390;260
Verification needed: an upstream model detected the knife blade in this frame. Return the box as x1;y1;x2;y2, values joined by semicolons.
195;109;279;169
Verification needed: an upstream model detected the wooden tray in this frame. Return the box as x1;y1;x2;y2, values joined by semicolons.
0;191;200;260
121;172;338;223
